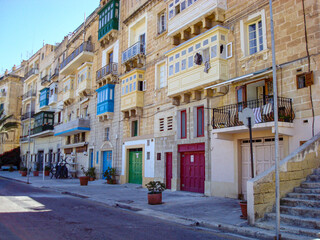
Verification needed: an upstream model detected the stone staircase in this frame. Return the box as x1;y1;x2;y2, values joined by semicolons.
255;168;320;239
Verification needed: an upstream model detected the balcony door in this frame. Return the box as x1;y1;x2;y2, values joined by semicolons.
139;33;145;53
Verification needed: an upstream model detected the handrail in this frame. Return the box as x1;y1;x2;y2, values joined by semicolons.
22;90;37;100
96;62;118;81
21;111;35;121
121;41;145;63
41;75;49;85
23;68;38;80
60;41;94;70
212;96;294;129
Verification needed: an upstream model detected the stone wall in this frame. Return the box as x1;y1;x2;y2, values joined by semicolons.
247;132;320;224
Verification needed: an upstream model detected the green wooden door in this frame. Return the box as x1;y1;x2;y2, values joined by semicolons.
129;149;142;184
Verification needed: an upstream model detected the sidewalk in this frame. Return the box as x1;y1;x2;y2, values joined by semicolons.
0;171;300;240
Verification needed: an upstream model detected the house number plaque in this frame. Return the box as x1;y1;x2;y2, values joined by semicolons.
190;155;194;162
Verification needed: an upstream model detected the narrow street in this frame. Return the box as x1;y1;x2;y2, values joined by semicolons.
0;178;251;240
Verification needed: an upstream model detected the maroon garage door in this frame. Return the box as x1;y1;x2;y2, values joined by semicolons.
179;142;205;194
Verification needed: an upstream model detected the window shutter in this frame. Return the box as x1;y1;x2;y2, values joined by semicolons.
305;71;314;87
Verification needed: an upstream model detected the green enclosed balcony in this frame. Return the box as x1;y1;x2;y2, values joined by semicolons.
30;111;54;138
98;0;119;44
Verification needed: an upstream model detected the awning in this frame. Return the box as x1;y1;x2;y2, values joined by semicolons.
204;67;273;89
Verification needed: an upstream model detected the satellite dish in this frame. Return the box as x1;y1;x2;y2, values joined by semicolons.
239;108;255;128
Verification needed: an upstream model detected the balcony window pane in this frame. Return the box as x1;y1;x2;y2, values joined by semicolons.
110;89;113;100
188;56;193;68
169;65;174;76
181;59;186;71
175;62;180;73
211;45;217;58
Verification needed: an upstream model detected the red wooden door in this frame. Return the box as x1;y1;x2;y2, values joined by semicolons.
180;151;205;193
166;152;172;189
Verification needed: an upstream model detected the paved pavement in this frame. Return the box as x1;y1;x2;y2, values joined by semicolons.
0;170;297;240
0;178;254;240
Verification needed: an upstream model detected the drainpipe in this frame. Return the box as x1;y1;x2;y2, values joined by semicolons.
302;0;314;137
269;1;280;239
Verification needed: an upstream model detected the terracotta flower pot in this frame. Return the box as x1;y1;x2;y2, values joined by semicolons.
148;192;162;205
107;179;116;184
44;171;50;176
89;177;95;181
239;201;247;219
33;171;39;177
21;171;27;177
79;176;89;186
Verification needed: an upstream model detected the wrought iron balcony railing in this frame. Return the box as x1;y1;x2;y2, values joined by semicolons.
212;96;294;129
60;41;94;70
23;68;39;80
96;62;118;81
121;41;145;64
21;111;35;121
49;68;59;80
22;90;37;100
41;75;50;85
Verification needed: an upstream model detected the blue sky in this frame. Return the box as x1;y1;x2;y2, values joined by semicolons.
0;0;99;74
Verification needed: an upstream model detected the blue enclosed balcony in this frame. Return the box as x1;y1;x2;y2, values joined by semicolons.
96;84;115;121
39;88;49;108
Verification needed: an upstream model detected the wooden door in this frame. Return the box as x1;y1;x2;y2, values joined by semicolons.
180;151;205;193
129;149;142;184
166;152;172;189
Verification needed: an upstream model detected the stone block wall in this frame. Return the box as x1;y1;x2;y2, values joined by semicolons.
247;132;320;224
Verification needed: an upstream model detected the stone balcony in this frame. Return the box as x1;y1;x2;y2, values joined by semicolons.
54;118;90;136
167;0;226;45
60;42;94;76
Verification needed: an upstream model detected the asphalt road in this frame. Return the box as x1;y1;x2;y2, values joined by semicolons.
0;177;251;240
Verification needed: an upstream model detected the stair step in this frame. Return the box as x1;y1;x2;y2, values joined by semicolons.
307;174;320;182
255;220;320;238
301;181;320;188
265;213;320;229
313;168;320;175
280;205;320;218
294;187;320;194
281;197;320;208
287;192;320;200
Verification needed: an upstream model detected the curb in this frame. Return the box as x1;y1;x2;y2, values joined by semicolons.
0;175;31;184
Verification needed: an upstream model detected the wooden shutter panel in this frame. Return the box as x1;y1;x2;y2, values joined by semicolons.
305;71;314;87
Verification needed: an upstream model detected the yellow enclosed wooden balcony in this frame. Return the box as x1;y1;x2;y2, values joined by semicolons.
76;62;92;97
62;75;75;105
166;26;229;103
120;69;145;117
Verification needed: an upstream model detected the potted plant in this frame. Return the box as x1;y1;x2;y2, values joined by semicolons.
103;167;116;184
33;162;40;176
20;167;28;177
44;165;51;176
87;167;96;181
8;166;14;172
145;181;165;205
79;165;89;186
239;200;247;219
